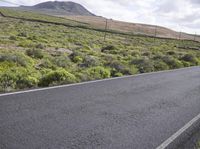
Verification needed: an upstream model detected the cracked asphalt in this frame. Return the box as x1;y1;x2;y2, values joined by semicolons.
0;67;200;149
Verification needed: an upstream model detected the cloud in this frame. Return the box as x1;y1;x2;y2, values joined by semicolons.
0;0;199;34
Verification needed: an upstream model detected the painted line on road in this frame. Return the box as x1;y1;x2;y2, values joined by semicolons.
156;113;200;149
0;66;199;97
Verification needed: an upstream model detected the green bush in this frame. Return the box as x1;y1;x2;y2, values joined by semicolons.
0;52;33;67
131;50;140;57
85;66;110;80
181;61;191;67
53;55;71;68
197;140;200;148
181;54;198;65
81;56;100;67
18;32;27;37
0;72;17;92
9;35;17;40
113;72;123;77
167;51;176;55
0;68;39;91
39;69;76;87
35;43;45;49
0;61;16;72
101;45;116;52
108;60;137;75
37;59;54;69
69;52;84;63
101;45;118;54
163;56;183;69
18;40;34;48
154;60;169;71
131;58;154;73
26;49;44;59
16;74;38;89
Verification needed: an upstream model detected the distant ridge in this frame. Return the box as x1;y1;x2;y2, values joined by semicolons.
20;1;95;16
1;2;199;41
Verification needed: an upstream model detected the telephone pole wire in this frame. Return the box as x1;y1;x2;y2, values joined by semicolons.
103;19;108;42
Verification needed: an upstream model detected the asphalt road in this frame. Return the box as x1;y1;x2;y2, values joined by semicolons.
0;67;200;149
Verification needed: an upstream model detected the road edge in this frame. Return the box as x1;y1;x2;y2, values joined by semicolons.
0;66;199;97
156;113;200;149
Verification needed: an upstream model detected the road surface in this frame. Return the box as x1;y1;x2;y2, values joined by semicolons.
0;67;200;149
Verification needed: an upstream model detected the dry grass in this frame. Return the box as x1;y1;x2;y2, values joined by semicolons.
60;15;200;41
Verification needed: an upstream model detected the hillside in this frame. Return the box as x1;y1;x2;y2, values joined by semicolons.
62;15;200;41
19;1;95;16
2;1;199;41
0;8;200;92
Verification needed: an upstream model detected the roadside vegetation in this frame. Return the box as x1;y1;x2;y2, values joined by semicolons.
197;140;200;149
0;8;200;92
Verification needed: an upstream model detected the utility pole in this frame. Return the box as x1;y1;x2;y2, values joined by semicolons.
104;19;108;42
194;32;196;41
179;31;182;40
154;25;157;41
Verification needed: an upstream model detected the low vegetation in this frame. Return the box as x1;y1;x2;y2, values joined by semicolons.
0;8;200;92
197;140;200;149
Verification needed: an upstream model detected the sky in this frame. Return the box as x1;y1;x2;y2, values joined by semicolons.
0;0;200;34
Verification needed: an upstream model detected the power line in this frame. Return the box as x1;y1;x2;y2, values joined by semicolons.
103;19;108;42
0;0;22;6
154;25;157;42
194;32;196;41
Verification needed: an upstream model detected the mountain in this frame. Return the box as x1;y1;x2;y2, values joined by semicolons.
1;2;198;41
20;1;95;16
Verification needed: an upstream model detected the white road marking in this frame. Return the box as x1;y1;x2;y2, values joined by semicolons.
156;113;200;149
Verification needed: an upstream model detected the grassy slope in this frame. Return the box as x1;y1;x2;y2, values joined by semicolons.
0;8;200;92
2;8;200;42
60;15;200;41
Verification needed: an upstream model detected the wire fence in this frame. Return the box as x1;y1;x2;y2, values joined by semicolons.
0;1;199;43
102;18;200;42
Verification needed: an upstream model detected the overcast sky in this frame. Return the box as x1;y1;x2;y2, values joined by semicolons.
1;0;200;34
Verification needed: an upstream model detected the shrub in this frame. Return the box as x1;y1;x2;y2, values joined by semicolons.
9;35;17;40
37;59;54;69
181;54;198;65
101;45;116;52
167;51;176;55
0;61;16;72
0;52;33;67
81;56;100;67
18;40;33;48
154;60;169;71
131;50;140;57
18;32;27;37
26;49;44;59
101;45;118;54
35;43;45;49
108;61;137;75
85;66;110;80
0;67;39;91
39;69;76;87
131;58;154;73
197;140;200;148
142;52;151;57
0;72;17;92
163;56;183;69
113;72;123;77
181;61;191;67
54;55;71;68
16;75;38;89
69;52;84;63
